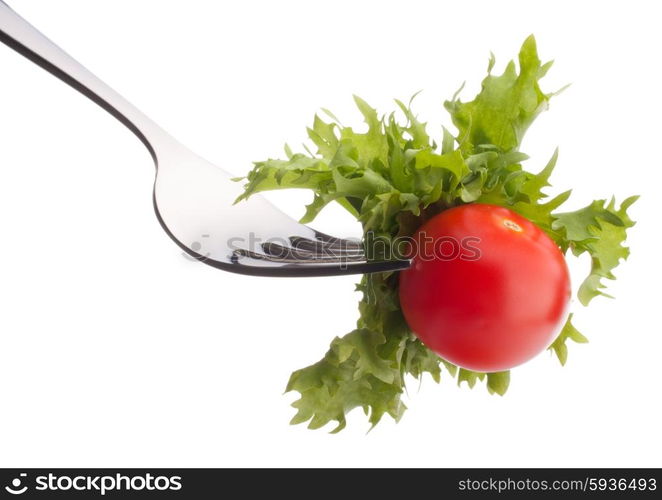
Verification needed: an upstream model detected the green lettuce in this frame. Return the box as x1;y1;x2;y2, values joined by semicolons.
237;35;637;432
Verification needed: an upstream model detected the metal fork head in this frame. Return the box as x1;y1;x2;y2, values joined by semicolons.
153;145;411;277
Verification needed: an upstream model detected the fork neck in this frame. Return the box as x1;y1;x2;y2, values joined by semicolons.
0;1;173;165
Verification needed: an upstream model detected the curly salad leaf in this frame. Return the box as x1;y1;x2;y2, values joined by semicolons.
237;35;637;432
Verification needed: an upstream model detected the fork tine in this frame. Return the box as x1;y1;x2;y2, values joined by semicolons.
230;247;411;277
262;242;364;260
287;237;364;256
232;247;366;264
310;231;364;249
228;236;412;276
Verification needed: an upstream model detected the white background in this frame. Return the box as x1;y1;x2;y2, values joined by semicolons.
0;0;660;467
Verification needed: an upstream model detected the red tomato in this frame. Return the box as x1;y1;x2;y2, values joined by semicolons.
398;203;571;372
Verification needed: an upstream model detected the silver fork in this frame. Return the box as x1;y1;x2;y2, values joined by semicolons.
0;2;410;277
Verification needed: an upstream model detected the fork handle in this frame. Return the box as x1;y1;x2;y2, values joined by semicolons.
0;1;169;163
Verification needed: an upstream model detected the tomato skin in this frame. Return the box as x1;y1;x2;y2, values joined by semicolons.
398;204;571;372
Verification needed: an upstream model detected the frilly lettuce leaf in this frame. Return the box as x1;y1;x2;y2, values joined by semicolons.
549;314;588;366
237;36;637;431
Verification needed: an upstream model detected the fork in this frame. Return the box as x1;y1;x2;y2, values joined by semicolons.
0;2;411;277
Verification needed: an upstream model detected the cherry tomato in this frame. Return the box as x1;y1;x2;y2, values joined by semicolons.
398;203;571;372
